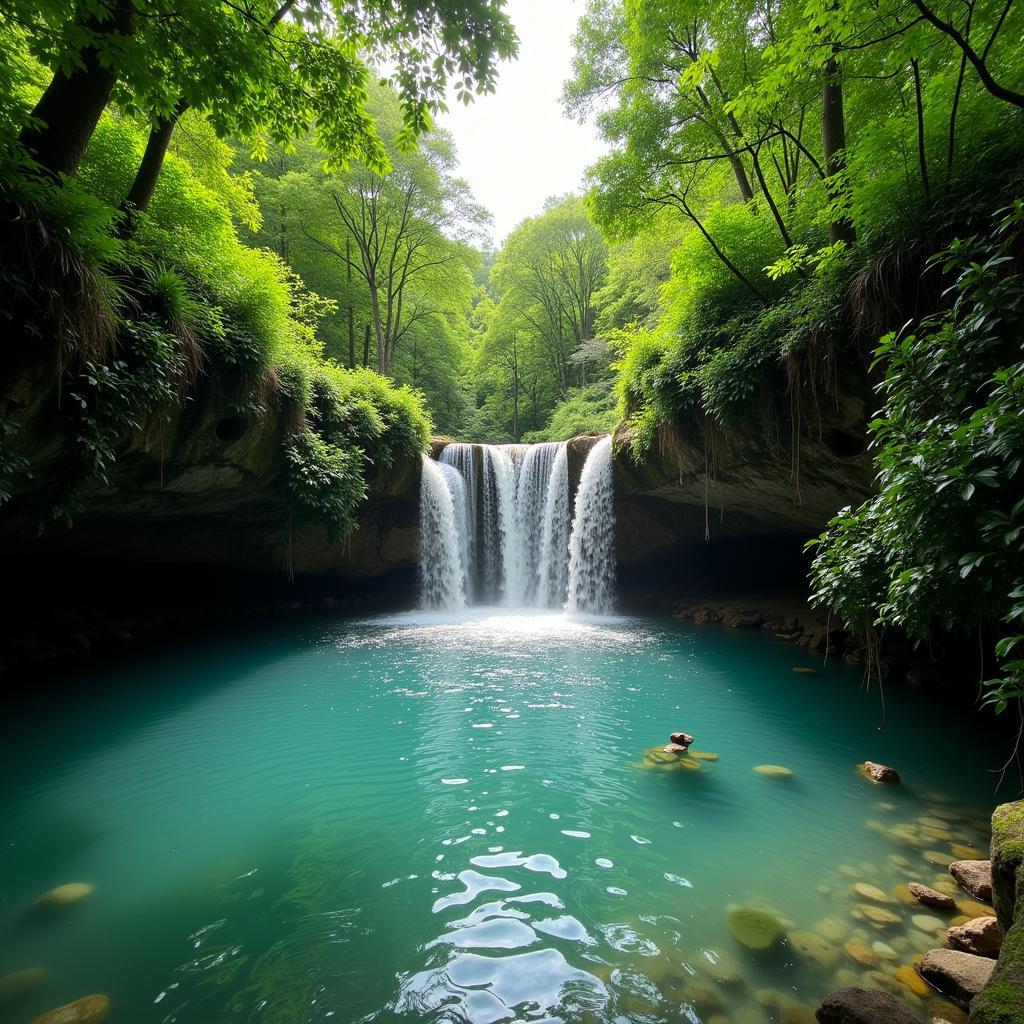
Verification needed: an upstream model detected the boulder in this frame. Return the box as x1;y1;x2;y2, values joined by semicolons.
669;732;694;747
693;607;721;623
662;743;689;755
813;986;919;1024
949;859;993;901
725;609;764;628
851;883;892;904
31;995;110;1024
947;915;1002;956
907;881;956;910
916;948;995;1009
858;762;900;784
728;907;784;950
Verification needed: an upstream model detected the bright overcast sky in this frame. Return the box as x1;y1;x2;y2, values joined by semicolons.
434;0;607;247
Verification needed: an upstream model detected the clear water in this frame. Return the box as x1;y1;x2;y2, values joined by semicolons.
0;611;999;1024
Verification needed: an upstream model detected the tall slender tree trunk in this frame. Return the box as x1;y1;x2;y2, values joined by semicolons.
822;55;856;245
363;323;371;368
121;100;187;218
346;238;355;369
19;2;135;179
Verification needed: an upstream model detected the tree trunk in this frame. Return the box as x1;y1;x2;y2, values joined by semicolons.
346;238;355;369
19;2;135;179
511;334;519;442
121;101;186;218
363;323;371;368
822;55;856;245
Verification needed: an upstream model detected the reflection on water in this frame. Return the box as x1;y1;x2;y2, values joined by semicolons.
0;611;1000;1024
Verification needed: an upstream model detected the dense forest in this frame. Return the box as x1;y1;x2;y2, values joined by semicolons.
1;0;1023;707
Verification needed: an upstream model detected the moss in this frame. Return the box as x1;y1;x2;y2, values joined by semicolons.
970;927;1024;1023
990;801;1024;929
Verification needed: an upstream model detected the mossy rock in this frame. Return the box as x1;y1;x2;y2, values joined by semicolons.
989;800;1024;929
728;907;784;950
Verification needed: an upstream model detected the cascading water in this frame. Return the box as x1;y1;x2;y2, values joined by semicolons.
566;435;616;614
417;456;465;610
419;436;615;613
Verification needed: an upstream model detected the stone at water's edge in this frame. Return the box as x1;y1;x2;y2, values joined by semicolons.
970;800;1024;1024
669;731;693;747
949;859;993;901
907;880;956;909
947;915;1002;956
813;985;919;1024
917;948;995;1008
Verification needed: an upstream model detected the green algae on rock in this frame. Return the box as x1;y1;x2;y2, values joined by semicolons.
728;907;785;950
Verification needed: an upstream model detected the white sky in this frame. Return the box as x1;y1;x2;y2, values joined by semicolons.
435;0;607;247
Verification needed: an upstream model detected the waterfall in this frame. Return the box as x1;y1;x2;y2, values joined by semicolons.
536;443;570;608
420;436;615;613
566;436;616;615
418;456;466;610
439;443;477;600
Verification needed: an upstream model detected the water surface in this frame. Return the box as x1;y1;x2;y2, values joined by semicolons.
0;610;1000;1023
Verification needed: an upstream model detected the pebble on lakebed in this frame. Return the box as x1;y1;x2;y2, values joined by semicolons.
31;995;110;1024
753;764;794;778
0;967;47;1005
35;883;93;907
728;906;785;950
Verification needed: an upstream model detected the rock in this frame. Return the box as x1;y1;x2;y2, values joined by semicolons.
662;743;689;754
0;967;47;1005
728;907;785;950
696;949;744;984
783;1007;817;1024
688;750;718;761
916;948;995;1009
852;883;893;904
856;904;901;927
793;666;818;674
725;610;763;628
946;916;1003;956
893;964;930;998
871;940;897;961
949;843;985;859
907;881;956;910
753;764;794;778
911;913;946;932
789;930;840;968
693;607;721;623
31;995;111;1024
843;942;877;967
858;762;900;784
669;732;694;747
36;882;94;907
680;979;721;1012
814;986;919;1024
949;859;992;901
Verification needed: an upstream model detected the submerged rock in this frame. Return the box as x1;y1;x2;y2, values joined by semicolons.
662;743;689;755
753;764;794;778
813;986;918;1024
947;915;1003;956
728;907;784;950
0;967;47;1005
843;942;877;967
907;881;955;910
688;750;718;761
858;762;900;785
851;883;892;905
31;995;110;1024
949;859;993;901
917;948;995;1008
855;904;901;927
36;883;93;907
789;930;839;968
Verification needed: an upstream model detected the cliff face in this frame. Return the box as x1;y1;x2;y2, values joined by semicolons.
1;381;422;581
612;388;875;571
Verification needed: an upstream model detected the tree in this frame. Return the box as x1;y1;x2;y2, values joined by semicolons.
10;0;517;194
